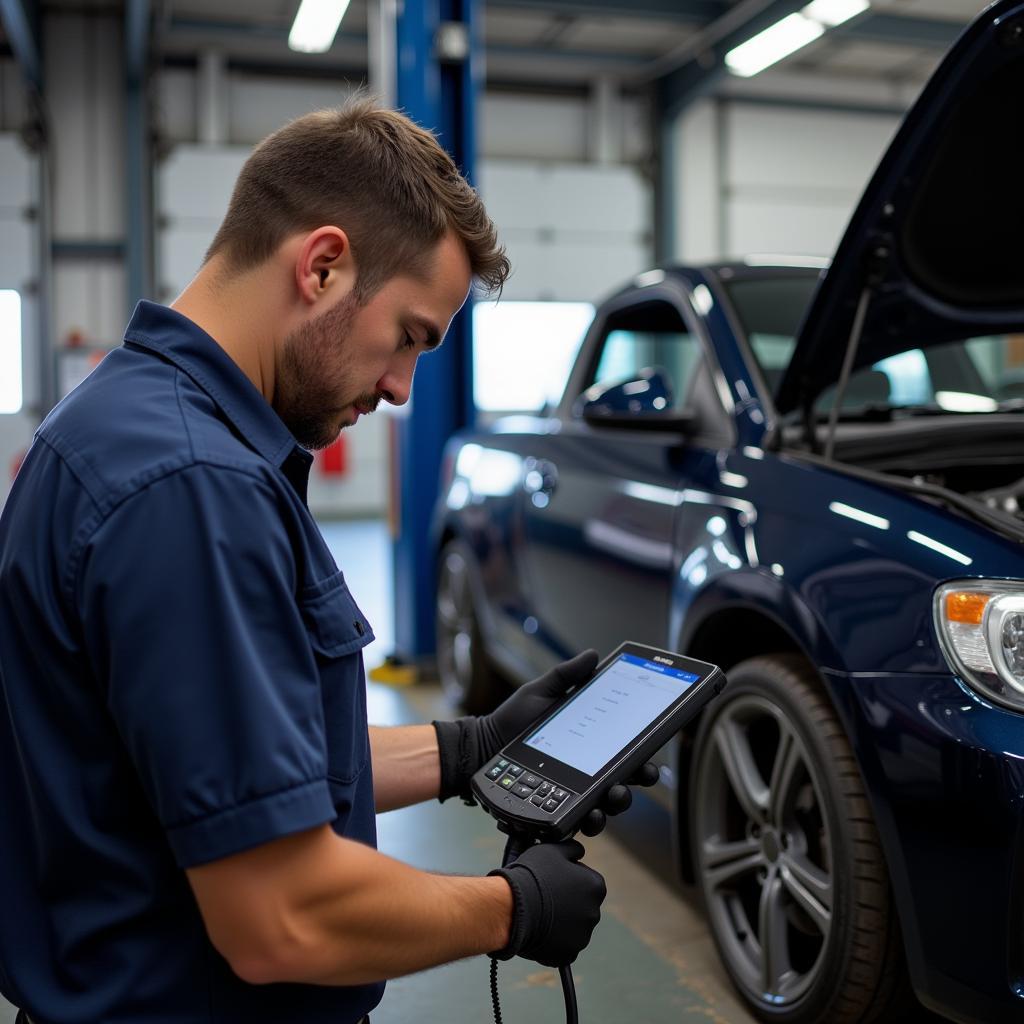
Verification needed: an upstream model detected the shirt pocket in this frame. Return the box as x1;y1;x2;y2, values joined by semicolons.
299;572;374;785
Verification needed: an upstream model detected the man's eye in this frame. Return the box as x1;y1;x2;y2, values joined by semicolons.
401;333;417;351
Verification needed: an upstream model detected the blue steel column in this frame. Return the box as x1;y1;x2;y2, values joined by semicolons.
392;0;478;666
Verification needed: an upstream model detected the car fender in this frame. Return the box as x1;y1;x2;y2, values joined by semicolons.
675;567;846;675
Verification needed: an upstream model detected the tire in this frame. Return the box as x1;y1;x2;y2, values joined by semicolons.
435;539;501;714
689;654;908;1024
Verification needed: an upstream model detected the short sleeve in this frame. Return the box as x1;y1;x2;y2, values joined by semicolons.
77;464;336;867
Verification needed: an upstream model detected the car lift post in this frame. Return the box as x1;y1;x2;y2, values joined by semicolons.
376;0;480;683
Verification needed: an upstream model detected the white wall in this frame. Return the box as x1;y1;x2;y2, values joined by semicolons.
479;160;650;302
672;97;900;263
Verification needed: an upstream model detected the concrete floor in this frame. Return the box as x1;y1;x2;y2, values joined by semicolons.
0;519;756;1023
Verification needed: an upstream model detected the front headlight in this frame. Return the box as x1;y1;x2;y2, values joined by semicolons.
934;580;1024;710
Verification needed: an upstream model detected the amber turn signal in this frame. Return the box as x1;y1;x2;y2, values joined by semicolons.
944;591;989;625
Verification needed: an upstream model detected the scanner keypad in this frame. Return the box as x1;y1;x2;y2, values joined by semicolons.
486;759;575;813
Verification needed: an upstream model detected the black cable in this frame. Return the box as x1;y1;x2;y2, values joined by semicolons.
490;829;579;1024
559;965;578;1020
490;956;503;1024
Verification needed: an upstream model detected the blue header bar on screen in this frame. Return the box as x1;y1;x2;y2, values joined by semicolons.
619;652;700;683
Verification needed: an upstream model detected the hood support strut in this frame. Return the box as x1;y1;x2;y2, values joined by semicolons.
823;284;874;461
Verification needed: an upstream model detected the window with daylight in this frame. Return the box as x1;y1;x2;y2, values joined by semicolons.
473;301;594;413
0;290;23;414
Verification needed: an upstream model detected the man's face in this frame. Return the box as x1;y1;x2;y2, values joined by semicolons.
274;233;472;450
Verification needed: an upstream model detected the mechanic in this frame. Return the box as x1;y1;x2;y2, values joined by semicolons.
0;99;645;1023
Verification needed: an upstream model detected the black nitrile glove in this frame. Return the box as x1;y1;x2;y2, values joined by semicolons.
433;650;660;834
489;839;606;967
433;650;598;802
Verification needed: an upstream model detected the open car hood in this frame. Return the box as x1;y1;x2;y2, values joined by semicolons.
776;0;1024;415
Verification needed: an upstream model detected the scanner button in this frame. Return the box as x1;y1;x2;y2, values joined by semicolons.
530;794;547;806
497;759;510;770
535;782;552;798
521;774;542;789
550;788;569;803
512;783;534;799
499;775;516;789
506;765;523;777
541;797;560;813
486;765;505;780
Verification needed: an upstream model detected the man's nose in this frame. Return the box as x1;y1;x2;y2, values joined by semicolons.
379;359;416;407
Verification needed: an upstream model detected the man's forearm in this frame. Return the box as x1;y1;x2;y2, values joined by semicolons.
292;841;513;985
189;825;513;986
369;724;443;811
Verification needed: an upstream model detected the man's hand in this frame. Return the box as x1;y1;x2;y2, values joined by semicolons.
489;839;606;967
433;650;659;833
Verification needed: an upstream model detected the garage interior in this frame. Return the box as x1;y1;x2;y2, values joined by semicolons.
0;0;989;1021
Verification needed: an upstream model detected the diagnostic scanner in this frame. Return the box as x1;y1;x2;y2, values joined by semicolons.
471;642;725;841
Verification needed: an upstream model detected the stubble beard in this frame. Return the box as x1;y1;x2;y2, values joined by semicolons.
275;293;379;451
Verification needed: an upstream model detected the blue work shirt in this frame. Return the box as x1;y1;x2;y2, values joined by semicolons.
0;301;385;1023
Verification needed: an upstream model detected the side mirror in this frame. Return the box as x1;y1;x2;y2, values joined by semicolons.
577;368;698;434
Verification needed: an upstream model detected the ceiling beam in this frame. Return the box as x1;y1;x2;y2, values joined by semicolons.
652;0;807;118
489;0;727;25
835;12;962;50
0;0;41;90
651;3;967;118
164;18;651;70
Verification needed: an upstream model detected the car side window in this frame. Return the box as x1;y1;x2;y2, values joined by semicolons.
587;301;704;414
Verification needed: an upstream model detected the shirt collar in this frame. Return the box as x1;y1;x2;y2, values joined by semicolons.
123;300;305;470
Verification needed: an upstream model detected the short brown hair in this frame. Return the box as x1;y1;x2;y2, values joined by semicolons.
206;97;509;297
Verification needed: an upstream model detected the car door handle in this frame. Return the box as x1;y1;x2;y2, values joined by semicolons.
523;459;558;496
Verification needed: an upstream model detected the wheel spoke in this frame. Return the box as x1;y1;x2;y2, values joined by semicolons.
758;871;792;996
714;719;769;825
437;597;462;631
446;558;470;616
702;836;765;891
779;852;832;935
768;724;803;824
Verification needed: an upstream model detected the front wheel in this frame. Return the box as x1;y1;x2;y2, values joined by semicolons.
435;539;501;714
690;654;908;1024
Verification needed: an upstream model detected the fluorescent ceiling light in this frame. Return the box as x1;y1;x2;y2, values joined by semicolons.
725;13;825;77
288;0;351;53
802;0;870;28
725;0;869;78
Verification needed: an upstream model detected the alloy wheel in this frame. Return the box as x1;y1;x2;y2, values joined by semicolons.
695;694;834;1009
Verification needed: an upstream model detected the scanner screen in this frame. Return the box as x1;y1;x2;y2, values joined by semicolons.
524;653;699;776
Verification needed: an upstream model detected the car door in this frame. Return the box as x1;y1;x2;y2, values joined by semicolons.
517;287;731;661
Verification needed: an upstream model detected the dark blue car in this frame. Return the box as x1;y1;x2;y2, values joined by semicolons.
433;3;1024;1021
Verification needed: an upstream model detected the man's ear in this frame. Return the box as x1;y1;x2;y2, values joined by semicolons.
294;226;357;306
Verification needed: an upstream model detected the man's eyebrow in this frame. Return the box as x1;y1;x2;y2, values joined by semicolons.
411;316;443;350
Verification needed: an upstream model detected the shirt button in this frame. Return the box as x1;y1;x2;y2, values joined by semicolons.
354;620;364;636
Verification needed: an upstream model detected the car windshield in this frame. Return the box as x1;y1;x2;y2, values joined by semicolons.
723;273;1024;419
